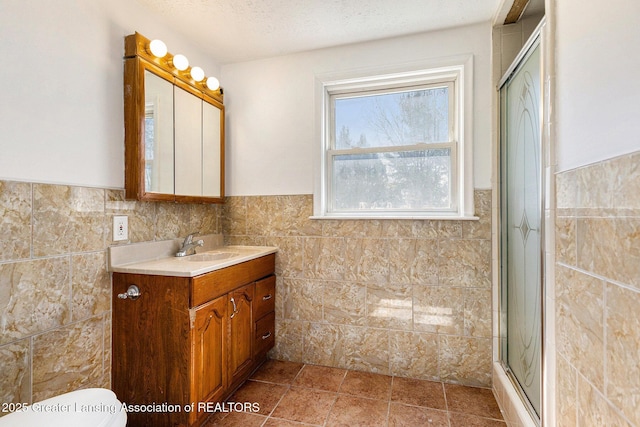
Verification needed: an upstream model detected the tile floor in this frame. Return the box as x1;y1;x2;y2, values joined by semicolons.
205;359;505;426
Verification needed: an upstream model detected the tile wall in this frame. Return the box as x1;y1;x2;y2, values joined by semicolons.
223;189;493;387
0;182;492;408
555;151;640;426
0;181;221;408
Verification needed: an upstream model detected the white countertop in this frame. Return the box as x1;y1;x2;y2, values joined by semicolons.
108;235;278;277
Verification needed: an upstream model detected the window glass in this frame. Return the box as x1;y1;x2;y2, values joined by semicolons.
331;148;452;211
334;86;450;149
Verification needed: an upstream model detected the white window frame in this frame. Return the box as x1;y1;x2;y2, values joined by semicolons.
313;56;475;220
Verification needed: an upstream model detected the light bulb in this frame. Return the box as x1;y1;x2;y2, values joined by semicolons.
206;76;220;91
148;39;167;58
190;66;205;82
172;54;189;71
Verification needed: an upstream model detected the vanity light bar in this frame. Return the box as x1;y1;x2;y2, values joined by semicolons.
127;32;223;100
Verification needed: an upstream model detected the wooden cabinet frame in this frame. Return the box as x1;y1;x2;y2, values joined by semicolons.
112;254;275;427
123;32;225;203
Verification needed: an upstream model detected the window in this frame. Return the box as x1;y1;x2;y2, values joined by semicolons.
314;59;474;219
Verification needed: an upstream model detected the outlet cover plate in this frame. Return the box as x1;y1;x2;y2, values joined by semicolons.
113;216;128;241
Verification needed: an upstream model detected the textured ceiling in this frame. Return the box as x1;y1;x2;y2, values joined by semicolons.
137;0;505;64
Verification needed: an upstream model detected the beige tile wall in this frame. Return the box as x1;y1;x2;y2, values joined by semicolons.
0;181;493;406
223;190;493;387
0;181;220;409
555;151;640;427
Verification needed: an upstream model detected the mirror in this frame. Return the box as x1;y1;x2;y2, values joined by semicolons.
144;70;174;195
124;32;225;203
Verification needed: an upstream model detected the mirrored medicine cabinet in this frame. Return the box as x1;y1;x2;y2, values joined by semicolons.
123;32;225;203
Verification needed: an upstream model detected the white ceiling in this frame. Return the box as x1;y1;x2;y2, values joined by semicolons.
137;0;507;64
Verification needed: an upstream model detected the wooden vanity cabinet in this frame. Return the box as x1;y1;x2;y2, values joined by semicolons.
112;254;276;427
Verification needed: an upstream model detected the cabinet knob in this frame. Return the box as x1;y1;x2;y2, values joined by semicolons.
262;294;272;301
118;285;141;300
261;331;272;340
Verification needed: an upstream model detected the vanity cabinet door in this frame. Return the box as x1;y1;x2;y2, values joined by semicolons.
192;295;227;421
228;283;254;389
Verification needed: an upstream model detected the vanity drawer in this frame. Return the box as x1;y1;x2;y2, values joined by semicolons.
253;275;276;320
191;254;275;307
254;312;275;356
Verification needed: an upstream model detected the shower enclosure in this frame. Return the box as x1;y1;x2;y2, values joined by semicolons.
499;25;544;421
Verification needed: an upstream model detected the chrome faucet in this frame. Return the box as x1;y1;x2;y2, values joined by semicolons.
175;232;204;257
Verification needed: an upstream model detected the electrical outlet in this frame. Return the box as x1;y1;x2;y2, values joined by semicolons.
113;216;128;241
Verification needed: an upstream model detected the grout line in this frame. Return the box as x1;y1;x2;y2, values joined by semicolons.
441;382;452;427
386;376;394;426
556;261;640;294
386;399;391;427
335;366;348;394
289;363;306;385
28;335;34;405
572;363;636;427
320;369;341;427
448;409;507;422
30;182;34;260
322;397;338;426
263;381;291;425
602;278;608;409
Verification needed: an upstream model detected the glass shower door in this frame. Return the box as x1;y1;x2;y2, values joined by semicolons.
500;39;542;418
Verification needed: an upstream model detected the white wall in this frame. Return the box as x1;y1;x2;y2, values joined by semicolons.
1;2;493;193
0;0;220;188
556;0;640;171
220;22;493;196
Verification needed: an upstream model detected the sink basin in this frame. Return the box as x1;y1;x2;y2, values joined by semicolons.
184;252;239;262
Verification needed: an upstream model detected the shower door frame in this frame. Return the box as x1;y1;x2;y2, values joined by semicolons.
497;18;546;425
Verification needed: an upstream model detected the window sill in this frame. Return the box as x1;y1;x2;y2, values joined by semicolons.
309;214;479;221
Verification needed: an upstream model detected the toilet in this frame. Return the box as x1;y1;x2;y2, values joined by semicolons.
0;388;127;427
